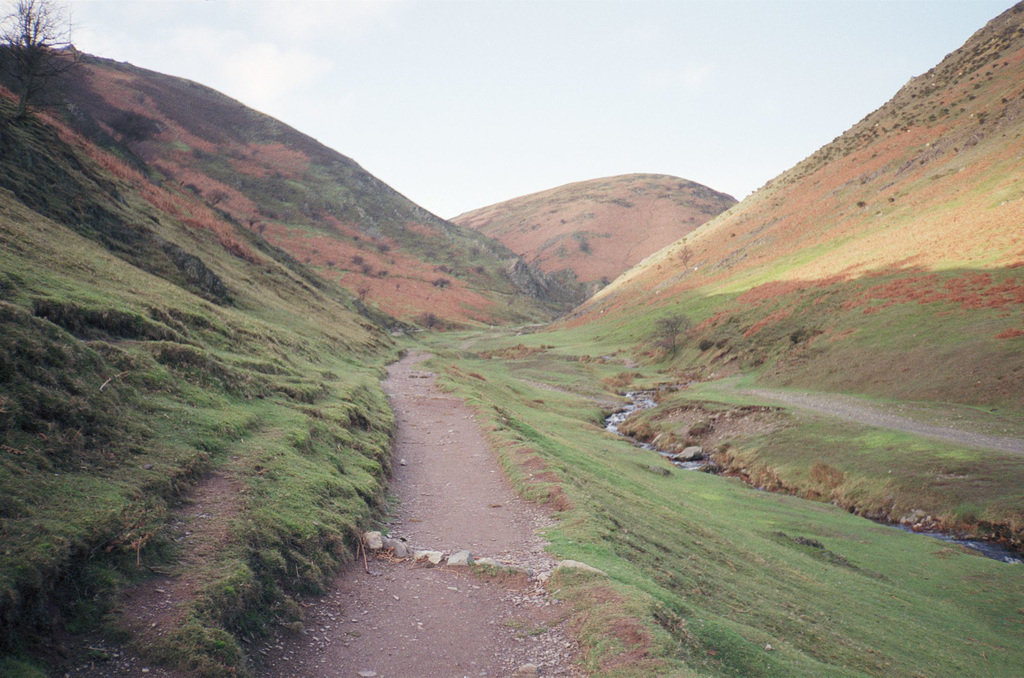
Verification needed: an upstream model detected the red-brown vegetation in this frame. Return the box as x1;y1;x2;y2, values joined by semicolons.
454;174;735;285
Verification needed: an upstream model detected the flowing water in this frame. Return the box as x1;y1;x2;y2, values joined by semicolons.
605;392;1021;564
605;391;712;471
891;526;1021;564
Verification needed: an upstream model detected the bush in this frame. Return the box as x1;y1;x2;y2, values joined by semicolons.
420;312;442;329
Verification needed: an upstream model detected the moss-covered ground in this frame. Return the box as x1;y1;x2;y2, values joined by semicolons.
0;100;397;676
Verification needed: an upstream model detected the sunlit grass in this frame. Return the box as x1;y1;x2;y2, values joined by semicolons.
430;343;1024;677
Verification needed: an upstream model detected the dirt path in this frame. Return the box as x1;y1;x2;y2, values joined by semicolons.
741;387;1024;454
252;351;579;677
65;472;244;677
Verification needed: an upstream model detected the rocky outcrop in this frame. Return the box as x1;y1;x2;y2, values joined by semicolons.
505;257;587;306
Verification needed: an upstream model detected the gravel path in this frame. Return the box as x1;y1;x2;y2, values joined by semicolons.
252;351;580;678
741;388;1024;454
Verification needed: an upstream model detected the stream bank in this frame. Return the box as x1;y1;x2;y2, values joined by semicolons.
605;390;714;471
606;391;1022;564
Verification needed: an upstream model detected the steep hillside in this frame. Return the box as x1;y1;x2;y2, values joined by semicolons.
0;87;396;674
50;55;573;326
453;174;735;295
568;2;1024;410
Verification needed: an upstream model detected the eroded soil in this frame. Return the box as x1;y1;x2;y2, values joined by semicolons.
65;472;245;678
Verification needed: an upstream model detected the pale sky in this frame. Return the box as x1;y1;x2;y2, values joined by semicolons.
68;0;1015;219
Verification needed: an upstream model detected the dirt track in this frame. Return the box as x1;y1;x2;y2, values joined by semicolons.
67;351;579;678
741;387;1024;454
252;351;579;677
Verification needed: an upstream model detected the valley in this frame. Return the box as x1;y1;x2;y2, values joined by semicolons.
2;1;1024;677
422;334;1024;676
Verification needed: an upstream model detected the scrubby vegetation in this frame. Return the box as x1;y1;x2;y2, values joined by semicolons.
55;54;576;326
453;174;736;293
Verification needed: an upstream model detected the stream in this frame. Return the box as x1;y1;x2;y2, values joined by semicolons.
605;391;712;471
606;392;1021;564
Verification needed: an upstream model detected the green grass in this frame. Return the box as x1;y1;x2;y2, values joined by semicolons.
428;342;1024;677
0;101;397;675
557;264;1024;413
614;378;1024;540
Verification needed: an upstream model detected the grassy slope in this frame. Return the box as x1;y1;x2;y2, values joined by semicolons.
453;174;736;292
0;95;396;675
428;342;1024;677
506;6;1024;544
53;55;573;326
564;3;1024;409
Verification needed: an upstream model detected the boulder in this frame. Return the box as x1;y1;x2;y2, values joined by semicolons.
447;550;474;567
672;446;703;462
363;531;384;550
555;559;607;576
413;550;444;564
382;537;410;559
899;509;927;525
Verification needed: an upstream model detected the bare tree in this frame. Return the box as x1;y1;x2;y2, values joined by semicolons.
654;313;691;356
0;0;76;119
679;245;692;269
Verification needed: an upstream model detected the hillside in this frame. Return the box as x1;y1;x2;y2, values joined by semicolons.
420;8;1024;673
0;82;398;673
495;2;1024;562
51;55;574;326
453;174;735;295
567;2;1024;410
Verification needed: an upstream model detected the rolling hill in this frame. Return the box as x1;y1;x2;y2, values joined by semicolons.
0;68;405;671
51;55;576;326
453;174;735;295
4;3;1024;676
567;2;1024;411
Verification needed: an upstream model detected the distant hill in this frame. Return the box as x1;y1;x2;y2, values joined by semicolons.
51;55;575;326
453;174;735;294
568;3;1024;409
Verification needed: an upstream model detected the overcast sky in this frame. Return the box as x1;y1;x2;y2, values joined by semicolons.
68;0;1015;219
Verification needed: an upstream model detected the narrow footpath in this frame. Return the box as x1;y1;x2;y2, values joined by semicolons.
740;387;1024;454
254;351;579;677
